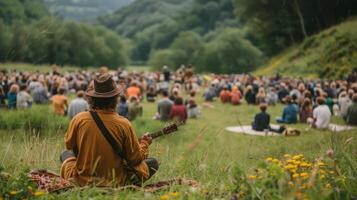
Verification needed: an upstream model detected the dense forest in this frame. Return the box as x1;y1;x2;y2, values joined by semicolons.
0;0;128;67
0;0;356;74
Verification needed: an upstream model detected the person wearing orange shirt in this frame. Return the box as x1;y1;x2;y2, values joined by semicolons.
219;85;231;103
126;82;141;100
60;74;158;187
51;88;68;116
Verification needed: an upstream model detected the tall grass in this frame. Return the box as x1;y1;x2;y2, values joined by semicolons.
0;99;356;199
0;105;68;135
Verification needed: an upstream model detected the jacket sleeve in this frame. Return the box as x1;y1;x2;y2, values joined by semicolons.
123;125;149;166
122;124;150;180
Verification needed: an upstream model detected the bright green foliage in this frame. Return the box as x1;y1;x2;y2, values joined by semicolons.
197;28;264;73
0;0;49;24
236;0;357;56
0;18;128;68
255;18;357;79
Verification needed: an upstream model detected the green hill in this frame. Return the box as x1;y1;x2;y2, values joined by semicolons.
255;18;357;78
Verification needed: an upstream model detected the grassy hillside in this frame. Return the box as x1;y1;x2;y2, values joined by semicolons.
255;18;357;78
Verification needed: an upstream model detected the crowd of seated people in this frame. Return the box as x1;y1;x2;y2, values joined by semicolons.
1;65;357;128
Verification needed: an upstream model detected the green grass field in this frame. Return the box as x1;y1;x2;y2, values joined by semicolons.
0;91;356;199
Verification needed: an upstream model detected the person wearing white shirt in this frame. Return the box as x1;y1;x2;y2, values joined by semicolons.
310;97;331;129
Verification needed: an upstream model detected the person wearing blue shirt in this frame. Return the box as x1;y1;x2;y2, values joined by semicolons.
276;96;298;124
117;95;129;118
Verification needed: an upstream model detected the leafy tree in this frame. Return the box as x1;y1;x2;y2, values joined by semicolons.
198;28;264;73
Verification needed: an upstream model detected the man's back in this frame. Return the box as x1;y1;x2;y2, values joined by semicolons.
346;103;357;125
283;104;298;123
68;98;89;119
158;98;173;120
313;105;331;129
62;110;149;186
253;112;270;131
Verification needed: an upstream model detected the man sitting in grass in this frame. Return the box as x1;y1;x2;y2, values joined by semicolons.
276;96;298;124
60;74;158;187
346;94;357;125
252;103;284;133
308;97;331;129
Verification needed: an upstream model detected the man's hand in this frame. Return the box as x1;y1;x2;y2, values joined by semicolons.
141;133;153;145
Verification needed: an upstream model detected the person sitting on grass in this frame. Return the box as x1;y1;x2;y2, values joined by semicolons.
0;86;6;109
299;98;313;123
170;96;188;123
346;93;357;125
187;99;200;119
307;97;331;129
276;96;298;124
230;85;242;105
252;103;284;133
60;73;158;187
219;85;231;103
16;84;32;109
146;86;157;102
51;88;68;116
117;95;129;119
128;96;143;121
154;90;173;121
7;84;19;109
67;90;89;119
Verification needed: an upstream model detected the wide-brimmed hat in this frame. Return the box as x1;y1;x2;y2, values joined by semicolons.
86;73;122;98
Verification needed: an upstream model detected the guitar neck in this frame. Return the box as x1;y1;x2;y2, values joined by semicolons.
149;130;165;139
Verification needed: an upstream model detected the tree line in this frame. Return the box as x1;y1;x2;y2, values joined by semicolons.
0;0;128;68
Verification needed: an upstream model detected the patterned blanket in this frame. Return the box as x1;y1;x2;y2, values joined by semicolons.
29;169;198;193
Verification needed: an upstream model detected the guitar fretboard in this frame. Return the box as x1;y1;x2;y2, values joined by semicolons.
149;130;165;139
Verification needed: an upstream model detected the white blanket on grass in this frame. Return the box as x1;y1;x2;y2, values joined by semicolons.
225;125;282;136
226;124;354;136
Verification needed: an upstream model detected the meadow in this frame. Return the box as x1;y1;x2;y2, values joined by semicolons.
0;86;356;199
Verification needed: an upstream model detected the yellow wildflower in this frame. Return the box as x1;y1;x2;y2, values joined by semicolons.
287;159;295;164
317;161;325;167
288;181;294;188
325;183;332;189
248;175;257;180
294;161;301;166
272;158;280;164
34;191;45;196
170;192;179;197
319;170;326;174
300;162;310;167
9;191;18;196
292;155;303;160
285;164;296;170
329;171;334;174
284;154;291;158
266;157;273;162
320;175;325;180
300;172;309;179
292;173;299;179
160;195;169;200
